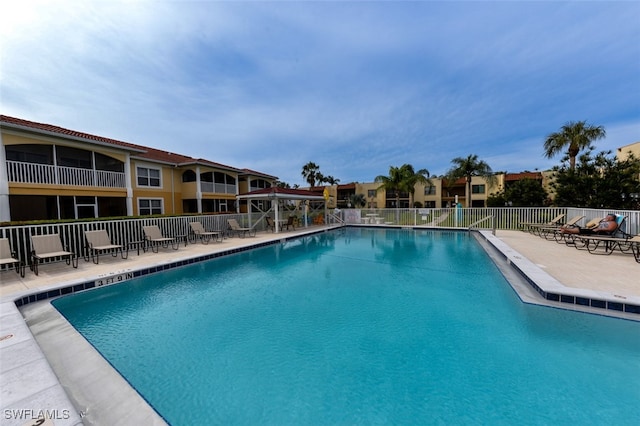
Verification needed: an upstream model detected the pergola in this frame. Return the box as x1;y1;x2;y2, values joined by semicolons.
236;187;327;233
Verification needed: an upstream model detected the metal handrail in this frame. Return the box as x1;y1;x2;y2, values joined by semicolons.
468;215;495;235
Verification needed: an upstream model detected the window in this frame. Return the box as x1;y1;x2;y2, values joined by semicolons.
6;144;53;164
250;179;271;190
57;146;92;169
424;185;436;195
472;184;485;194
138;198;163;215
137;166;161;187
94;153;124;172
214;172;236;185
367;189;377;198
182;170;197;182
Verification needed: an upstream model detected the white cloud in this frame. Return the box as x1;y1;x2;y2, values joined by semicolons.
2;0;639;188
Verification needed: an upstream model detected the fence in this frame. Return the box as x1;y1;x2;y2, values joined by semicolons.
0;213;249;268
1;207;638;269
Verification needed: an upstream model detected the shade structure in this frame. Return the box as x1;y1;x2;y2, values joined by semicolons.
236;187;326;233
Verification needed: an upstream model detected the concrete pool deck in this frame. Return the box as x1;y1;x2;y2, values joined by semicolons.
1;225;638;425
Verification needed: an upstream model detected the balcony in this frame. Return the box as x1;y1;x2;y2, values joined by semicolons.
6;160;126;188
200;181;236;194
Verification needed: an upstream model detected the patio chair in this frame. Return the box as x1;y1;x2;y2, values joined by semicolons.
571;216;631;253
189;222;222;244
227;219;256;238
630;236;640;263
537;215;585;241
559;214;627;246
520;213;565;233
265;217;276;232
282;216;296;231
573;233;639;256
84;230;128;264
143;225;180;253
0;238;25;278
30;234;78;276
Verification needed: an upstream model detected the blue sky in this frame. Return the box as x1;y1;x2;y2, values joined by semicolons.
2;1;639;187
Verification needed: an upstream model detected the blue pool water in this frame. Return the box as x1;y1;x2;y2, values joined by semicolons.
53;228;640;425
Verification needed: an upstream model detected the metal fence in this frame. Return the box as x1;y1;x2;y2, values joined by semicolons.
1;207;638;269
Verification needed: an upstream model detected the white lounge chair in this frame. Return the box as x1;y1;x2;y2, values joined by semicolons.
0;238;25;277
189;222;222;244
227;219;256;238
84;230;128;264
143;225;180;253
30;234;78;276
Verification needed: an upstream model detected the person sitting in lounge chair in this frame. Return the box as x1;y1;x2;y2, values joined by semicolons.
560;214;618;235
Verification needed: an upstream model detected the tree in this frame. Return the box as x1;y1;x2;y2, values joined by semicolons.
400;164;432;208
301;162;320;187
551;149;640;208
374;164;429;208
445;155;496;207
348;193;366;208
375;165;406;208
544;120;606;170
323;175;340;185
487;178;548;207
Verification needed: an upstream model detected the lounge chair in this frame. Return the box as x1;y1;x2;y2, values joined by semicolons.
84;230;128;264
143;225;179;253
571;216;630;254
227;219;256;238
537;215;585;241
630;236;640;263
265;217;276;232
30;234;78;276
573;233;638;256
0;238;25;277
190;222;222;244
282;216;296;231
521;213;565;233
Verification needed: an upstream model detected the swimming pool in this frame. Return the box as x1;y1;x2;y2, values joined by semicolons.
53;228;640;425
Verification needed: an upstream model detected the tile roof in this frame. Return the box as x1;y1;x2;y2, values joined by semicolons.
504;172;542;181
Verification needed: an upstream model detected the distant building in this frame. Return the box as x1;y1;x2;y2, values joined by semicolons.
319;172;545;209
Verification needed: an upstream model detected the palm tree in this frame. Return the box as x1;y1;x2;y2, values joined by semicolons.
301;162;320;187
374;165;406;208
349;193;366;208
446;155;496;207
544;120;606;170
375;164;430;208
323;175;340;185
400;164;432;207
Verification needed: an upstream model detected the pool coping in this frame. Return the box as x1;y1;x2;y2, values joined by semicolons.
2;225;638;425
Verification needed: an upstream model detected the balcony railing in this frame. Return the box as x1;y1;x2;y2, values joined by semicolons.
6;160;126;188
200;182;236;194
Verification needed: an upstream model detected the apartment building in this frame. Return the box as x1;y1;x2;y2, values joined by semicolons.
0;115;277;222
323;173;528;209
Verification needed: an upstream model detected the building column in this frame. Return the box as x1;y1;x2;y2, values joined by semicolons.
196;166;202;213
125;154;133;215
0;134;11;222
